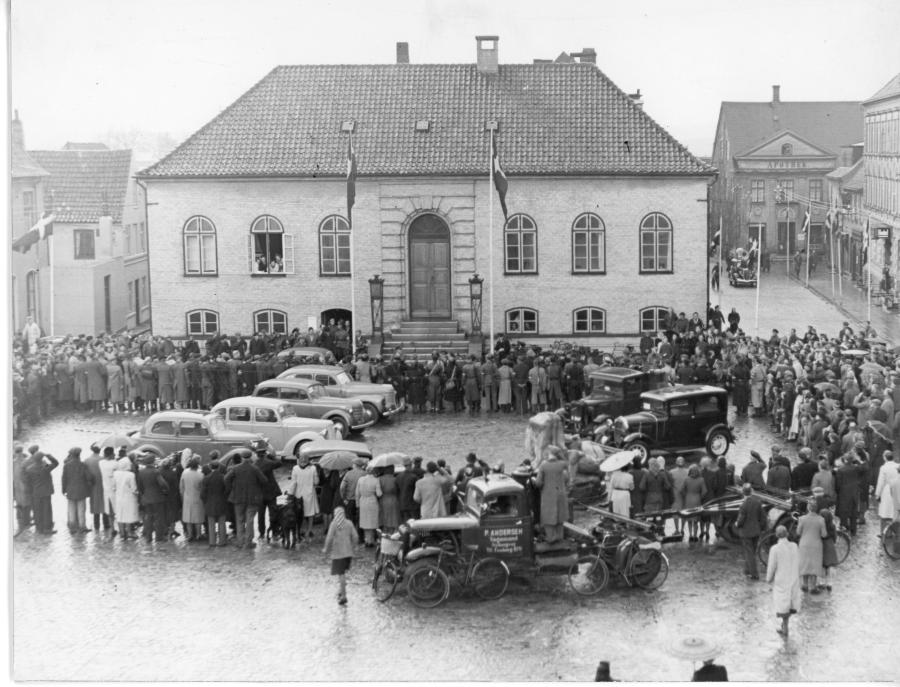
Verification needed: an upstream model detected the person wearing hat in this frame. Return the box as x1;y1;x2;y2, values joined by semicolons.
875;450;900;532
113;456;140;540
735;483;767;580
413;461;447;520
136;454;170;543
834;453;863;535
790;447;817;491
766;524;801;637
13;444;34;536
396;456;420;521
339;457;368;531
481;354;500;413
692;655;728;682
322;505;359;606
594;660;616;682
740;451;766;490
226;450;268;548
84;443;110;533
766;447;791;494
62;447;94;534
24;446;59;534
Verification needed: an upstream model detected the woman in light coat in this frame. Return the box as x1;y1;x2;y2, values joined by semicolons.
874;452;899;530
179;457;205;541
609;465;634;519
288;456;319;540
112;457;140;539
322;506;359;605
766;525;801;637
796;500;827;592
354;468;382;546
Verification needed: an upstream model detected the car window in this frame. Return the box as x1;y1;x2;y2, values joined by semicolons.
333;371;352;385
280;404;298;418
668;399;692;417
229;406;251;422
179;420;209;437
256;386;278;398
279;387;301;400
643;399;665;413
694;395;721;415
211;408;226;420
255;407;277;423
307;385;324;399
315;374;333;386
593;381;624;400
485;494;519;517
465;488;484;513
150;420;176;435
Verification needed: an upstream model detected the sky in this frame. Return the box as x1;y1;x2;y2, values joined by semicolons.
8;0;900;158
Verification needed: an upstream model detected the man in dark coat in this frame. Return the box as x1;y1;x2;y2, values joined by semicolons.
740;451;766;490
224;452;268;548
62;447;94;533
24;446;58;534
83;443;109;532
254;449;282;541
766;448;792;494
136;455;169;543
790;447;818;490
834;456;862;535
397;457;420;521
735;483;768;579
201;461;229;546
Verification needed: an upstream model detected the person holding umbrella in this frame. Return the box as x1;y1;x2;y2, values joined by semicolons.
669;636;727;681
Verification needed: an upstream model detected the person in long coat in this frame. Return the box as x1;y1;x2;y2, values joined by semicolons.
497;360;514;412
179;457;205;541
53;356;74;410
609;465;634;518
201;461;229;546
875;451;900;530
534;447;570;543
834;456;862;535
287;456;319;540
62;447;94;533
766;525;801;637
99;447;118;530
112;457;140;539
105;358;124;413
681;464;708;542
640;458;672;513
83;444;109;531
318;466;342;532
172;357;189;408
138;359;158;412
796;500;827;592
405;361;427;413
25;448;59;534
121;355;138;412
462;356;482;416
73;355;89;409
159;456;182;538
85;354;107;412
13;444;32;535
354;467;382;546
810;460;836;504
378;465;401;533
156;357;175;410
668;456;690;536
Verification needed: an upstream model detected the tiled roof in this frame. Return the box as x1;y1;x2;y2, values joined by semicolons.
720;101;863;157
12;146;49;179
825;158;864;191
62;142;111;151
865;72;900;105
29;149;132;224
140;64;712;179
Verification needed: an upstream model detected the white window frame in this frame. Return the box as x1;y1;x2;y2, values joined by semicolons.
254;309;288;335
319;215;351;275
186;309;219;337
248;215;293;274
572;213;606;273
573;307;606;333
504;215;537;274
183;216;217;275
639;306;668;334
639;213;673;273
505;307;538;334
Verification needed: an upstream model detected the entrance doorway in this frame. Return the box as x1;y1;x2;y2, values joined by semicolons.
408;214;451;320
320;308;352;331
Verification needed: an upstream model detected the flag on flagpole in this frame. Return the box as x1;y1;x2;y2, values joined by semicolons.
490;131;509;221
12;212;55;254
346;133;357;226
709;227;721;257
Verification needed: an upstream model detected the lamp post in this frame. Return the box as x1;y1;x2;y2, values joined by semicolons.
368;274;384;357
468;273;484;358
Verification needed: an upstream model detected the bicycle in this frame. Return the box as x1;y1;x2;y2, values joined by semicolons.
883;520;900;560
756;512;851;567
405;548;510;608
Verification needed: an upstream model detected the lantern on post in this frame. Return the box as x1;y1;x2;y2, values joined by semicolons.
368;274;384;337
467;273;485;358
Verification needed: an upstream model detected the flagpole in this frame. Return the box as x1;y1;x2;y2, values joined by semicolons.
49;232;55;336
804;203;811;288
348;131;356;341
488;130;495;355
866;219;871;323
755;233;761;338
717;215;722;309
837;221;843;302
829;210;836;300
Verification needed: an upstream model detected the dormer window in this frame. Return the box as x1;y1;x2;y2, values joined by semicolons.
340;120;355;133
415;119;431;132
484;120;499;132
781;143;793;156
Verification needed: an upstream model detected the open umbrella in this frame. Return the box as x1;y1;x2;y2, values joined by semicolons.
814;381;840;395
369;452;409;470
841;349;869;357
668;636;723;662
867;420;891;442
318;450;359;471
599;449;637;473
98;432;136;450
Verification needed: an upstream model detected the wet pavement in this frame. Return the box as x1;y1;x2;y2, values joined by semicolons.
12;407;900;682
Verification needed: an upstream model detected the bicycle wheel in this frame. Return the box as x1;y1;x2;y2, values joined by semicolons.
373;559;401;602
757;532;777;566
626;549;669;590
883;521;900;560
471;557;510;600
567;554;610;596
834;530;851;565
406;562;450;608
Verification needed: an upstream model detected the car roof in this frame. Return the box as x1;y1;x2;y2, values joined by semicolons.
467;474;524;497
297;440;372;458
590;366;644;380
212;396;287;409
641;385;726;401
146;410;214;423
281;365;344;375
256;378;322;389
276;347;331;357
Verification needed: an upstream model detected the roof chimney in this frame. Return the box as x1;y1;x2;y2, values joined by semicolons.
476;35;499;74
11;110;25;151
574;48;597;64
628;89;643;109
396;42;409;64
772;85;781;103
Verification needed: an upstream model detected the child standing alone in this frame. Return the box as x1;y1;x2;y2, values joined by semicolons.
323;506;359;605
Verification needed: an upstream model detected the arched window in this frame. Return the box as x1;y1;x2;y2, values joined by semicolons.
505;307;538;334
572;213;605;273
183;216;217;275
254;309;287;335
573;307;606;333
504;214;537;274
639;212;673;273
639;306;668;334
319;215;351;275
25;270;38;318
250;215;293;274
186;309;219;337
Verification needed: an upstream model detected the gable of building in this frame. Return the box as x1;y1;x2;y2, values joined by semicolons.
29;149;133;224
864;72;900;106
737;130;837;160
139;63;712;179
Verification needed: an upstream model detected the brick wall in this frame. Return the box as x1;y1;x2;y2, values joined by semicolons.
145;174;709;343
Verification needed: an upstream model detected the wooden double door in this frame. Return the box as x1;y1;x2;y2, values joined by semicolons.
409;214;451;320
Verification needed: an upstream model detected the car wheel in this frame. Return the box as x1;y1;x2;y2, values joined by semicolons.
625;440;650;463
362;402;380;424
331;416;350;439
293;440;311;459
706;429;731;457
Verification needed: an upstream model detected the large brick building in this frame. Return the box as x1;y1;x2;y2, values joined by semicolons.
138;37;713;349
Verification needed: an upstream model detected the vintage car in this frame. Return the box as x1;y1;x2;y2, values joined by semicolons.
252;378;372;438
728;249;758;287
126;410;273;461
274;346;336;365
612;385;734;461
295;439;373;465
276;364;399;423
567;367;670;435
210;396;340;459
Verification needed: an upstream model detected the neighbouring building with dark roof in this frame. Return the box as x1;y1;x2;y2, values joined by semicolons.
710;86;863;268
138;37;714;349
11;131;151;336
862;72;900;302
825;155;867;284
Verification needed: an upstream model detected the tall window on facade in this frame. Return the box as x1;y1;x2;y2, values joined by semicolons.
254;309;287;335
809;178;823;203
775;179;794;203
25;270;37;319
505;307;538;333
750;179;765;203
73;229;95;259
186;309;219;337
640;306;668;333
639;213;672;273
249;215;293;274
573;307;606;333
572;213;605;273
183;216;217;275
504;214;537;274
319;215;351;275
